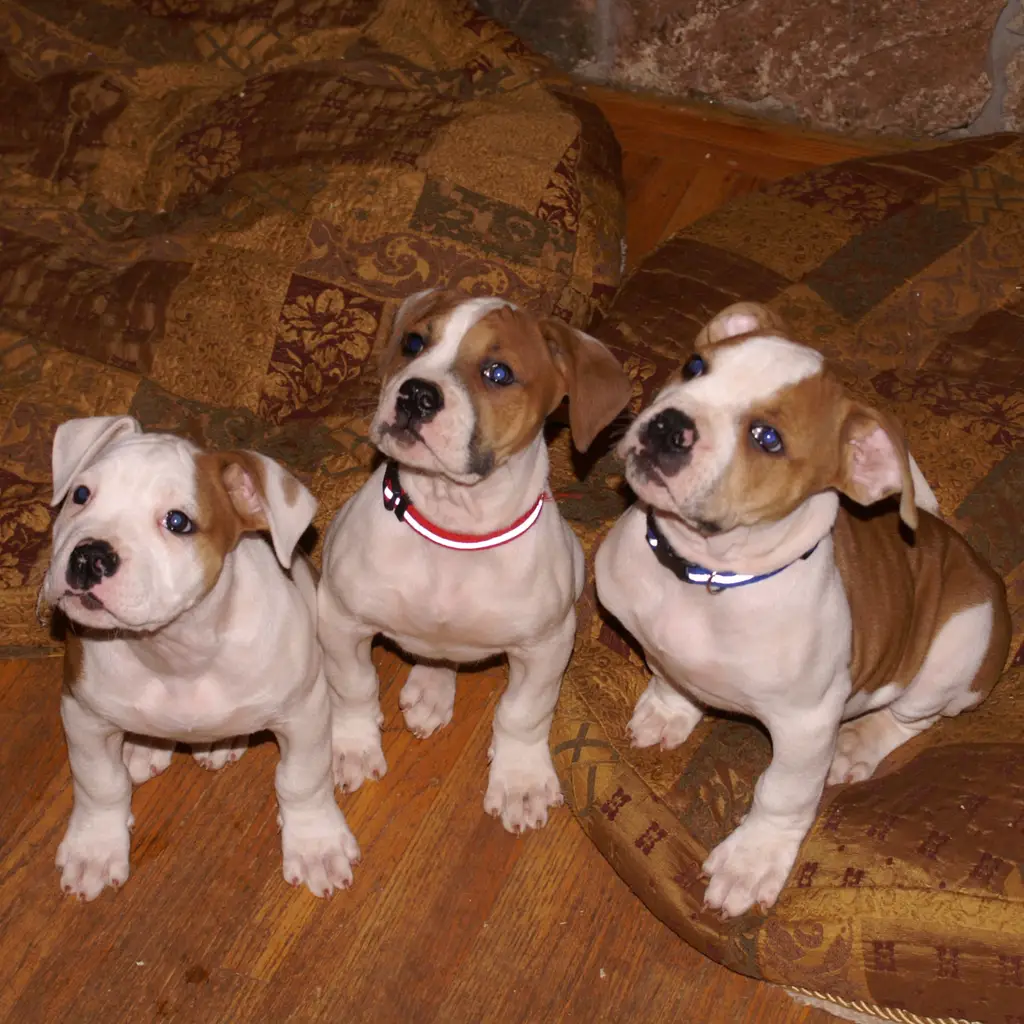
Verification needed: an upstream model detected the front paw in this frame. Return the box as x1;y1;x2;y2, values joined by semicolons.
192;736;249;771
331;714;386;792
56;816;132;901
400;665;456;739
123;736;174;786
485;736;564;834
702;818;805;918
281;810;361;897
628;680;702;750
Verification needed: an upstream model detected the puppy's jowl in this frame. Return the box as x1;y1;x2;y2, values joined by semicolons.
318;290;632;832
44;417;358;900
595;302;1011;918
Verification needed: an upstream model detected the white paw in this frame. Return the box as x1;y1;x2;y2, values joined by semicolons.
281;811;361;897
484;736;564;834
827;717;888;785
628;682;702;750
56;816;132;901
400;665;456;739
192;736;248;771
702;818;805;918
331;714;386;792
122;737;174;786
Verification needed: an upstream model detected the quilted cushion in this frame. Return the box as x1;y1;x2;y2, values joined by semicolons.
551;137;1024;1023
0;0;623;654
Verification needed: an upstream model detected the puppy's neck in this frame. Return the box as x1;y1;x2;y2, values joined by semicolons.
653;492;840;574
399;436;550;534
126;557;239;674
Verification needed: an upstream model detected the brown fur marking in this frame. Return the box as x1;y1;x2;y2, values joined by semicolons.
378;289;466;384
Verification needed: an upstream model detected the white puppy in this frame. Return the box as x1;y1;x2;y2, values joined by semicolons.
318;290;632;832
43;416;358;900
595;303;1011;918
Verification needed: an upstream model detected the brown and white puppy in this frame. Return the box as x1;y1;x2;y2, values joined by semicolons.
318;290;632;832
595;303;1011;917
43;417;358;900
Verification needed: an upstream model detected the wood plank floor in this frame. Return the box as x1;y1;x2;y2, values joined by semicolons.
0;91;910;1024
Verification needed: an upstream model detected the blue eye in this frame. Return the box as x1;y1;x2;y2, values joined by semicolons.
72;485;90;505
682;354;706;381
401;332;426;357
750;422;784;454
482;362;515;386
164;510;195;535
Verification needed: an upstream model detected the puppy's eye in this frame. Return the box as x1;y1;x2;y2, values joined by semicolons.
401;332;426;357
163;510;195;535
482;362;515;386
72;485;90;505
682;354;706;381
750;422;784;454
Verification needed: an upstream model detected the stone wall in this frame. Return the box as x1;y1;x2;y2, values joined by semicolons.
477;0;1024;138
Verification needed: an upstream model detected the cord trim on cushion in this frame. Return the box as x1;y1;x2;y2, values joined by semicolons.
787;986;982;1024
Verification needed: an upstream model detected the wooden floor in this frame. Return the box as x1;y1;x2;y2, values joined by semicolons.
0;93;909;1024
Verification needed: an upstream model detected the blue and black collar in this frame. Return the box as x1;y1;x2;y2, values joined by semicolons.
645;509;817;594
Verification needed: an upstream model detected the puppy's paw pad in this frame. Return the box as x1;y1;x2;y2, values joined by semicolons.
702;821;802;918
192;737;248;771
485;740;563;834
628;686;701;750
282;821;360;897
122;738;174;786
400;667;456;739
56;825;131;902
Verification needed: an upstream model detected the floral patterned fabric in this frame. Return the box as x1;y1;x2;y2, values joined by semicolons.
0;0;624;653
551;137;1024;1023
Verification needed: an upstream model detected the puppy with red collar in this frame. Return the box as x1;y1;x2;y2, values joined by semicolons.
318;290;632;832
43;417;358;899
595;303;1011;918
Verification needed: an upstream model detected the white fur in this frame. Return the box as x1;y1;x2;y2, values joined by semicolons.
596;330;996;918
319;298;596;834
46;418;357;900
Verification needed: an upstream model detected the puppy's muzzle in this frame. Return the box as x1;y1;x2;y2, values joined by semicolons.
640;408;698;474
67;539;120;591
394;378;444;430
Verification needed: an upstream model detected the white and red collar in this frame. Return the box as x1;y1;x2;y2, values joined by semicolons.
382;460;549;551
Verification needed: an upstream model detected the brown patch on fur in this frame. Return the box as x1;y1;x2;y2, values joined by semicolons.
454;307;566;468
538;317;632;452
698;369;849;528
281;472;301;507
834;506;1011;697
378;289;466;384
693;301;788;349
193;451;271;589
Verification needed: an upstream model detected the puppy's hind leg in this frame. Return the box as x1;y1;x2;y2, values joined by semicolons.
192;736;249;771
829;602;1002;786
123;734;175;785
400;664;456;738
629;672;703;750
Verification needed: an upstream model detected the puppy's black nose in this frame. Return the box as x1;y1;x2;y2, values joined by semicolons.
641;408;698;457
396;378;444;425
67;540;120;591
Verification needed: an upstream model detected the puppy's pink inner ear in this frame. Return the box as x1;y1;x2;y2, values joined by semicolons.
847;425;903;503
222;463;267;526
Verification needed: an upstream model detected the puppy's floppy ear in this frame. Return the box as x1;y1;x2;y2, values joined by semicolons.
51;415;143;505
696;302;787;346
835;402;918;530
540;318;633;453
207;451;317;568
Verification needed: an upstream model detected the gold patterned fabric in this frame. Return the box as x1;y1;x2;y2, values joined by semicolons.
550;137;1024;1023
0;0;624;654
